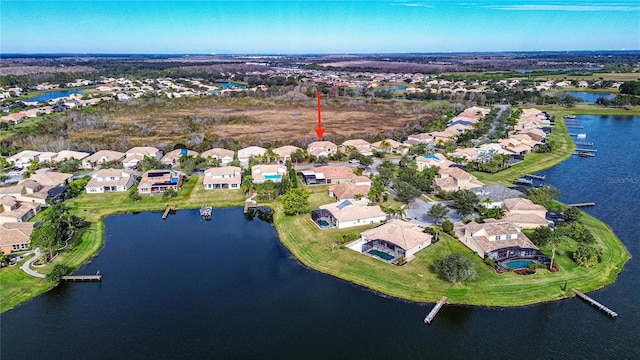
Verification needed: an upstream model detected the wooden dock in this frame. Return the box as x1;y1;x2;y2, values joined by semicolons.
575;141;593;146
200;204;212;219
424;296;447;324
60;275;102;282
162;206;171;219
572;289;617;318
566;125;584;129
575;148;597;153
513;178;533;186
567;202;595;207
524;173;546;180
244;199;257;214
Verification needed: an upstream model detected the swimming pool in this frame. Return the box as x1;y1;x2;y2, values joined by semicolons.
317;219;330;228
264;174;282;181
506;260;535;269
368;249;395;261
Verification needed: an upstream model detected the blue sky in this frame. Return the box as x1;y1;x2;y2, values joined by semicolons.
2;1;639;54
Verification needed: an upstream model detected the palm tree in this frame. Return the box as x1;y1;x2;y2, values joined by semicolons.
265;148;278;164
428;203;449;225
241;175;255;195
549;233;560;271
380;140;392;153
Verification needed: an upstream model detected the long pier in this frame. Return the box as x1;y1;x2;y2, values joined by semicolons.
513;178;533;186
567;202;595;207
524;173;546;180
575;148;597;153
424;296;447;324
566;125;584;129
575;141;593;146
572;289;617;318
60;275;102;282
162;206;171;219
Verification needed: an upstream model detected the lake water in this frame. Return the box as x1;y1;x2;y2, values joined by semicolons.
2;115;639;359
26;90;84;102
217;82;245;89
564;91;616;103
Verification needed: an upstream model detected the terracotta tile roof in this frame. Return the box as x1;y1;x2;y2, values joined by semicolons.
312;166;355;181
201;148;234;159
0;222;35;246
84;150;125;164
361;219;431;251
461;221;538;254
329;183;371;200
26;171;72;187
320;199;386;223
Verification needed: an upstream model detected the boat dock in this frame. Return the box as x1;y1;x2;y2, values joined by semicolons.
200;204;212;219
513;178;533;186
60;275;102;282
575;148;597;153
575;141;593;146
566;125;584;129
567;202;595;207
162;206;172;219
424;296;447;324
572;289;617;318
524;173;546;180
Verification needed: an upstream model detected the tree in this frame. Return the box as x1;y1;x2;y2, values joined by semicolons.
315;156;329;165
573;244;601;267
434;253;477;283
30;222;62;260
162;188;177;199
394;180;421;203
368;176;385;203
540;185;561;200
137;155;166;173
281;188;310;215
428;203;449;225
563;207;582;223
290;149;306;164
241;175;254;194
526;187;553;208
256;180;278;201
45;264;70;282
548;232;560;271
529;225;553;246
358;155;373;168
451;189;479;217
441;220;454;234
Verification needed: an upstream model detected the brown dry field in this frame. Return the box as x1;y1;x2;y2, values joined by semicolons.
68;96;439;149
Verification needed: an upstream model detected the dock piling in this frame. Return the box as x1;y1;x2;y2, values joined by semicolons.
572;289;617;318
424;296;447;324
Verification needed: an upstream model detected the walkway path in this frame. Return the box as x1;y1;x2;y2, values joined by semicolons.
21;249;46;279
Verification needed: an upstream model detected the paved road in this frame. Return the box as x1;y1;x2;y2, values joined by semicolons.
20;249;45;278
483;103;510;144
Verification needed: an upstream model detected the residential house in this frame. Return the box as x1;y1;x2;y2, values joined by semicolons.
0;195;40;224
328;182;371;201
0;222;36;254
37;152;58;164
138;169;183;195
450;148;479;163
237;146;267;168
359;219;432;262
53;150;90;163
85;169;136;194
416;153;454;171
203;166;242;190
273;145;302;164
0;180;51;205
522;128;547;142
313;199;387;229
27;171;72;187
371;139;407;154
125;146;162;161
81;150;125;169
502;198;549;229
340;139;373;156
7;150;41;168
404;133;434;146
161;149;199;166
428;128;460;143
470;185;525;209
432;167;484;192
252;164;287;184
301;166;355;185
201;148;235;167
499;138;532;155
455;221;550;266
307;141;338;157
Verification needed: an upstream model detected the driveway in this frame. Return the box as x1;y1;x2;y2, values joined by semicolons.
406;198;464;227
21;249;45;278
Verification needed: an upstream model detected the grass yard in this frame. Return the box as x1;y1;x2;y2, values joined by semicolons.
274;189;629;306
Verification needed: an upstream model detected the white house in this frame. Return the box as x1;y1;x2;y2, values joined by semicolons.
252;164;287;184
316;199;387;229
201;148;235;166
237;146;267;168
81;150;125;169
307;141;337;157
203;166;242;190
7;150;41;168
85;169;136;193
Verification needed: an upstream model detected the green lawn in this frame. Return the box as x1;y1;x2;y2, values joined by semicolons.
275;190;629;306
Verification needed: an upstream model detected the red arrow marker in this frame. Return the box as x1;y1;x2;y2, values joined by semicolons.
315;90;324;139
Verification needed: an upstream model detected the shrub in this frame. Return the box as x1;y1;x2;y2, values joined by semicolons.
573;244;601;267
484;257;496;268
162;188;177;199
441;220;454;234
393;257;407;266
434;253;477;283
45;264;70;282
334;233;359;245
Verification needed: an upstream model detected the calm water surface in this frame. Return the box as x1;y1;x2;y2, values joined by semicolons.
2;115;639;359
564;91;616;103
26;90;84;102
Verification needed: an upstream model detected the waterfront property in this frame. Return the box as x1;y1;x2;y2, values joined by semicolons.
138;169;183;195
85;169;136;194
0;222;35;254
455;221;550;270
313;199;386;229
501;198;549;229
432;167;484;192
251;164;287;184
203;166;242;190
471;185;525;209
301;166;356;185
357;219;432;263
0;195;40;224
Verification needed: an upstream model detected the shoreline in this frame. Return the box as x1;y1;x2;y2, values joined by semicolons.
0;109;633;312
